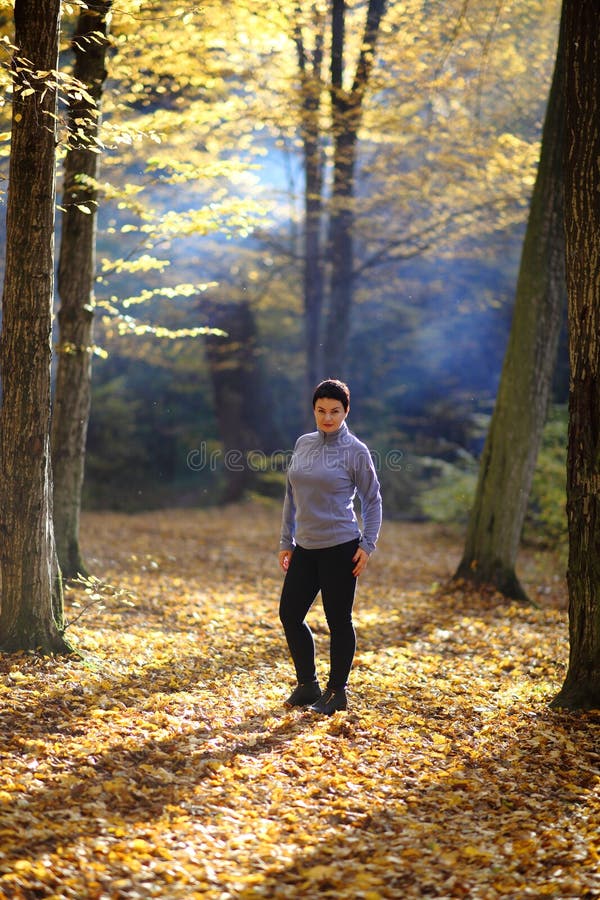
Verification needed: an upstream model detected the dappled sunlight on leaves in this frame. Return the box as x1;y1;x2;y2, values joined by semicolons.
0;502;598;898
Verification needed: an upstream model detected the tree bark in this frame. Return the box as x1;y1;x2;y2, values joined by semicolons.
0;0;71;653
453;15;566;601
551;0;600;710
52;1;112;579
323;0;387;377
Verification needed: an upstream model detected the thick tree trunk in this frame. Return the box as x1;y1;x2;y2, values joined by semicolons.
323;0;387;378
551;1;600;710
453;19;566;601
0;0;71;653
52;1;111;579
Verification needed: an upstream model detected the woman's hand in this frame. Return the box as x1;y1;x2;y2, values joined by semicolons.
352;547;370;577
279;550;292;572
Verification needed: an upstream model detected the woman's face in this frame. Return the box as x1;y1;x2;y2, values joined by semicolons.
313;397;348;433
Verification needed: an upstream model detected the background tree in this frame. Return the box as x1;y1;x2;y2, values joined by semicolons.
453;11;566;600
324;0;386;377
292;0;386;388
0;0;70;653
294;3;326;393
551;0;600;709
52;0;112;579
204;300;273;503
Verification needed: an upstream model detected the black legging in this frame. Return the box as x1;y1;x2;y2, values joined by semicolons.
279;538;359;690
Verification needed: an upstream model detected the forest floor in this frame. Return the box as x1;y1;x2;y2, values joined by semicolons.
0;500;599;899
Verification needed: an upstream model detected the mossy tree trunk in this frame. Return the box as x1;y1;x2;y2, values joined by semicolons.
52;1;112;579
453;17;566;601
0;0;71;654
551;0;600;710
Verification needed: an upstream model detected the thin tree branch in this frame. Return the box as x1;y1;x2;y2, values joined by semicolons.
354;193;524;276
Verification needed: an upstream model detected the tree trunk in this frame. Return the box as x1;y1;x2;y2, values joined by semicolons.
453;17;566;601
0;0;71;654
204;301;263;503
551;0;600;710
52;1;111;579
294;11;326;399
324;126;357;378
323;0;387;378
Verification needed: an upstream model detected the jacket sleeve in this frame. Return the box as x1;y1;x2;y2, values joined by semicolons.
279;473;296;551
353;446;382;555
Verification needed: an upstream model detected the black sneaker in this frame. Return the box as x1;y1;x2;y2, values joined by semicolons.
310;687;347;715
284;681;322;707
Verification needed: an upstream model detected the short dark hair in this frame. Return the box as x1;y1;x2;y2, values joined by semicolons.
312;378;350;411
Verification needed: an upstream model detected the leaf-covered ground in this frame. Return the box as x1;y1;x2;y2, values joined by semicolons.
1;500;599;899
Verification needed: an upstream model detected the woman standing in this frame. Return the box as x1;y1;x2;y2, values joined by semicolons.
278;379;382;715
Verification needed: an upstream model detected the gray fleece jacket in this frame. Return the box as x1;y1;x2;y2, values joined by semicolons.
279;421;382;555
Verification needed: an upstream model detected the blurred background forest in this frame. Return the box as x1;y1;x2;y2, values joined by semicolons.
0;0;566;547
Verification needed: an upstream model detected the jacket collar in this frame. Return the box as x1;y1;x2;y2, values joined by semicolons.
318;420;349;443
